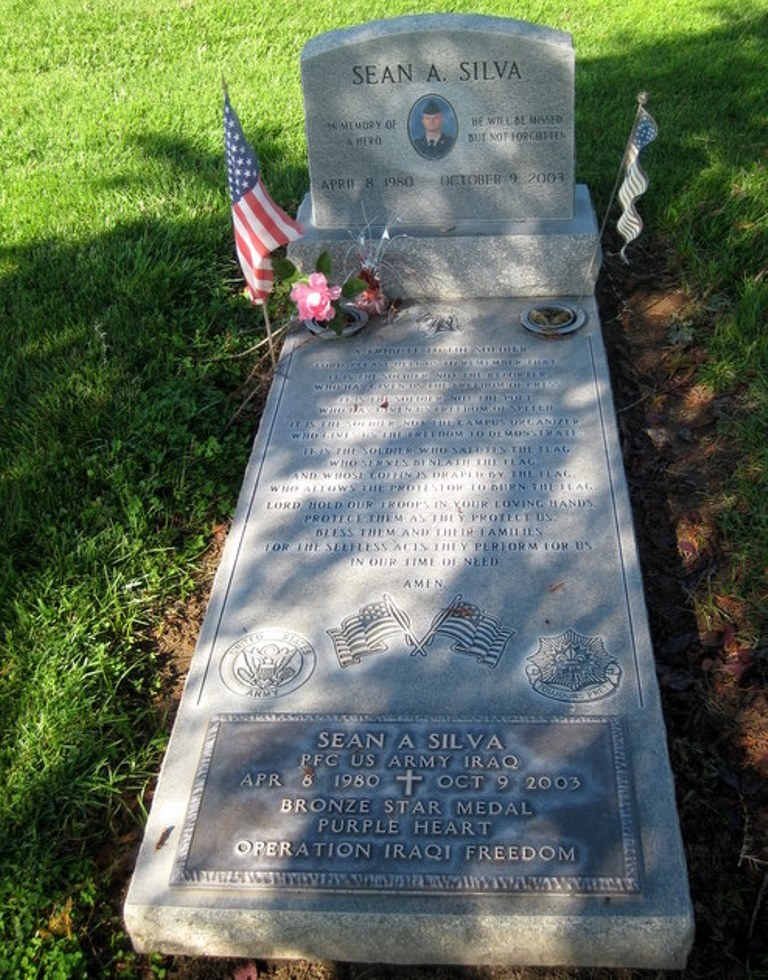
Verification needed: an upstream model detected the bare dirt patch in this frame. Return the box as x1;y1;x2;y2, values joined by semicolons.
153;522;229;720
599;243;768;978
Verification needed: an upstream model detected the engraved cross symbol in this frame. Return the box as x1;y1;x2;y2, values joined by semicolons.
395;768;423;797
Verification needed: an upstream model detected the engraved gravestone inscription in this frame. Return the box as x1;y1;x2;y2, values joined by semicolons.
173;716;639;893
125;298;693;966
300;15;575;227
124;12;692;965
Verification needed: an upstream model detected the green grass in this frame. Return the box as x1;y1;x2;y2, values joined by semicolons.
1;0;766;974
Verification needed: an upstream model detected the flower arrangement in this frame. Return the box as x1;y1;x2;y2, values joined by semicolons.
289;252;366;336
345;218;402;317
355;266;388;317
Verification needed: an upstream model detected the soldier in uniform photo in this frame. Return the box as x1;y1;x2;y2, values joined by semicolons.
410;97;457;160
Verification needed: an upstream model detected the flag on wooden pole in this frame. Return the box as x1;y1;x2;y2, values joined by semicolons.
223;86;302;302
616;95;658;263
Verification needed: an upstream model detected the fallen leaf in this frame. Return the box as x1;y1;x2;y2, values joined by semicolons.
720;650;753;681
661;632;699;657
44;898;73;940
657;665;695;690
721;662;748;681
750;749;768;778
155;826;174;851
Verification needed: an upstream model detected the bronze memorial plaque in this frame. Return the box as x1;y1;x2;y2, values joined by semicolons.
173;715;639;893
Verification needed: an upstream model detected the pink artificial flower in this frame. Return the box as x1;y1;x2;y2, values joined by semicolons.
356;288;388;316
354;267;388;316
290;272;342;322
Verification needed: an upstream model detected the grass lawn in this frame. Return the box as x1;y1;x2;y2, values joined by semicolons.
1;0;766;976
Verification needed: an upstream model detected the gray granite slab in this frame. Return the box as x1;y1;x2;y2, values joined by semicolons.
301;15;575;228
125;298;693;967
288;183;600;299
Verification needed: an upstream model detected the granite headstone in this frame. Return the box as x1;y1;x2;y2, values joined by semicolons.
288;14;599;299
301;14;574;227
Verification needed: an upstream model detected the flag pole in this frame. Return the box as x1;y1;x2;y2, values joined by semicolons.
260;299;278;371
599;92;650;251
575;92;651;309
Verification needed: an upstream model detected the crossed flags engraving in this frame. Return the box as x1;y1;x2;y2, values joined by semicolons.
328;594;514;669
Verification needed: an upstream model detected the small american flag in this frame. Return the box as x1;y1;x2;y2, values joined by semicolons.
616;105;658;263
224;91;302;302
435;600;512;668
328;599;407;668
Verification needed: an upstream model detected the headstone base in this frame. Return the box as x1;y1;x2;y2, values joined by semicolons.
126;903;693;968
287;184;600;300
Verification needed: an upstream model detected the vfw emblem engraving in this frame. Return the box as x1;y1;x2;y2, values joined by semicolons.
526;629;621;702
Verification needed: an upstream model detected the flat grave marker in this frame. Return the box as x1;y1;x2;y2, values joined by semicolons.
125;298;693;966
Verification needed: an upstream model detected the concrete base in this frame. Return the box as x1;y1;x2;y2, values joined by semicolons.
126;904;693;969
287;184;601;300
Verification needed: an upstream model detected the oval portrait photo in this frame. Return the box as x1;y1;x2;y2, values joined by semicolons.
409;95;458;160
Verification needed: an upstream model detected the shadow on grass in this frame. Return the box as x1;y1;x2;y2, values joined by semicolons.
0;197;277;972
